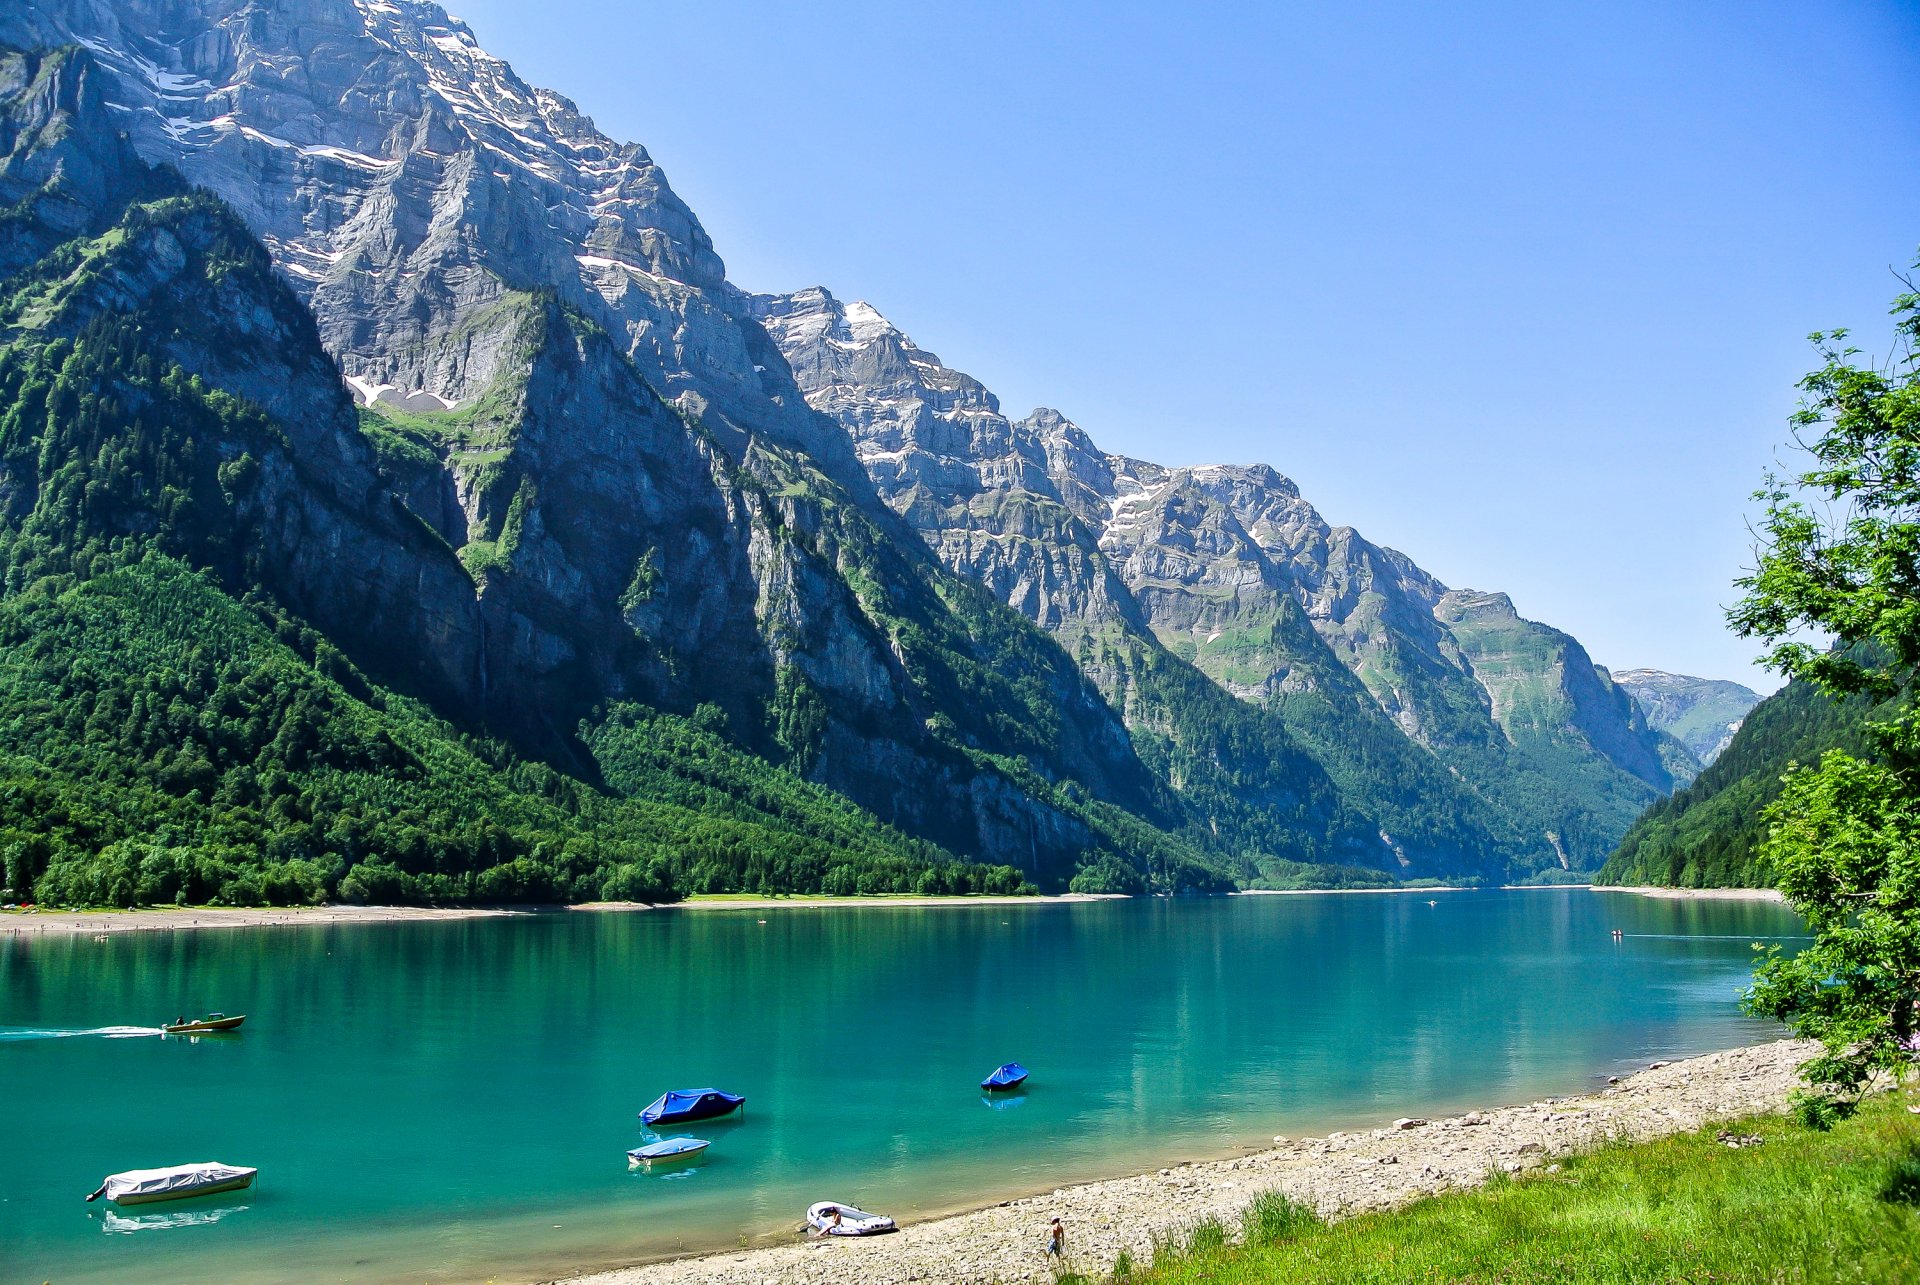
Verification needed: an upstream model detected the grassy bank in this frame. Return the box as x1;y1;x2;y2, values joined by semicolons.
1097;1088;1919;1284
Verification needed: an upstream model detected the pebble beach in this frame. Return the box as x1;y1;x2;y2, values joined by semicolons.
564;1038;1819;1285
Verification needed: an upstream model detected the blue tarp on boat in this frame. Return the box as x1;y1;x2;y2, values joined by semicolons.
981;1062;1029;1091
640;1088;745;1125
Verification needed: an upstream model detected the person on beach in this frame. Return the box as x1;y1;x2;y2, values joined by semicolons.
1044;1215;1066;1262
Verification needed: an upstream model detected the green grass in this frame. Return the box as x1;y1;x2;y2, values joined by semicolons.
1101;1089;1920;1284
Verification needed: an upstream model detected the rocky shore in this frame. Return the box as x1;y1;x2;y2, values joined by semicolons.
563;1039;1817;1285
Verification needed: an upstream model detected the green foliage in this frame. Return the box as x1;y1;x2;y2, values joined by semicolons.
1728;267;1920;1109
1745;747;1920;1109
1119;1093;1920;1284
1238;1190;1320;1247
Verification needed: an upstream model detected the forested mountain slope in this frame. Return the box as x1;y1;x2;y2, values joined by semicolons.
0;42;1189;900
1597;676;1894;888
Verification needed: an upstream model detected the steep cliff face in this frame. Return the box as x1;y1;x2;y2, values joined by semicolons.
1611;669;1761;765
755;287;1688;871
0;44;488;710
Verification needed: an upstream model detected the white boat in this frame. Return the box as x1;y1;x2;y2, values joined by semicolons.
628;1137;711;1166
807;1200;896;1235
86;1162;257;1205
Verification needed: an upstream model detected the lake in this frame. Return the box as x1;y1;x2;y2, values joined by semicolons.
0;890;1804;1282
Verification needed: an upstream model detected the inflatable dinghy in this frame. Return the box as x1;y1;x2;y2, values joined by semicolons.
807;1201;895;1235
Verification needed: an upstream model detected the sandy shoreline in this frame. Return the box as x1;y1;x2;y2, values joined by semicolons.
0;894;1116;935
0;903;529;935
2;886;1788;935
1591;885;1784;902
559;1039;1819;1285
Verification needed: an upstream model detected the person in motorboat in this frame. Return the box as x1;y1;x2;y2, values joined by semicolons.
812;1205;842;1236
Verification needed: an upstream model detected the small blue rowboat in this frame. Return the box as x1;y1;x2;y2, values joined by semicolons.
628;1137;710;1167
980;1062;1029;1091
640;1088;746;1125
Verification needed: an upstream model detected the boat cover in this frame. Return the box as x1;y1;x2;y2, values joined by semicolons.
640;1088;745;1124
96;1163;256;1204
628;1137;710;1162
981;1062;1029;1090
808;1201;896;1235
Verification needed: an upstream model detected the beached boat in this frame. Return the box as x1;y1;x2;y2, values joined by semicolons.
640;1088;745;1125
86;1162;257;1205
807;1201;896;1235
980;1061;1028;1091
627;1137;711;1167
163;1014;245;1034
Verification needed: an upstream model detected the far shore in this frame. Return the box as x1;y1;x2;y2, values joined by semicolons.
1;883;1786;936
0;893;1113;936
558;1038;1821;1285
1591;884;1785;902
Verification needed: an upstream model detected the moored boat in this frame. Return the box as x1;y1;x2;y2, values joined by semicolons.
627;1137;711;1166
163;1014;246;1034
86;1162;257;1205
639;1087;745;1125
807;1201;896;1235
980;1061;1028;1091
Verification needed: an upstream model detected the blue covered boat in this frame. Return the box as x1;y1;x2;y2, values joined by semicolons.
980;1062;1029;1091
627;1137;711;1167
640;1088;745;1125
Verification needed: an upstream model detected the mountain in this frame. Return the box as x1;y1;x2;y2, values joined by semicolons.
0;1;1348;895
0;0;1695;900
751;286;1691;874
1597;672;1897;888
0;43;1047;906
1609;669;1761;765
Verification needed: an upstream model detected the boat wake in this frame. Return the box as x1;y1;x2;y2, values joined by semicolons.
0;1025;165;1043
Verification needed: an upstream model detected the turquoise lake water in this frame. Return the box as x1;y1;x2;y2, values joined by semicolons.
0;890;1804;1282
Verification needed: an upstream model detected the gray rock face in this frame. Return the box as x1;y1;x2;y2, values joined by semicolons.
755;287;1687;870
1610;668;1761;765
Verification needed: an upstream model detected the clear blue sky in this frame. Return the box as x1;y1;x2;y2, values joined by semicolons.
452;0;1920;691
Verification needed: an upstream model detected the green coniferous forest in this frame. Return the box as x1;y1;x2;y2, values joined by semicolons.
1596;676;1896;888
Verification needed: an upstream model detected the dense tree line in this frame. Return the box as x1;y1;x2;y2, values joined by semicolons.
1596;674;1894;888
0;557;1034;907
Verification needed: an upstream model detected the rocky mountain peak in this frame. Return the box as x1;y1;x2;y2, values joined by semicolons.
1610;668;1762;765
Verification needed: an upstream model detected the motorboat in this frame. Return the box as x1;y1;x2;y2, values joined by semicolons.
980;1061;1028;1091
86;1162;256;1205
640;1088;744;1125
807;1201;896;1235
163;1014;245;1034
627;1137;711;1167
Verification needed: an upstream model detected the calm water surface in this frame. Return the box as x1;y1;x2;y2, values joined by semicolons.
0;890;1804;1281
